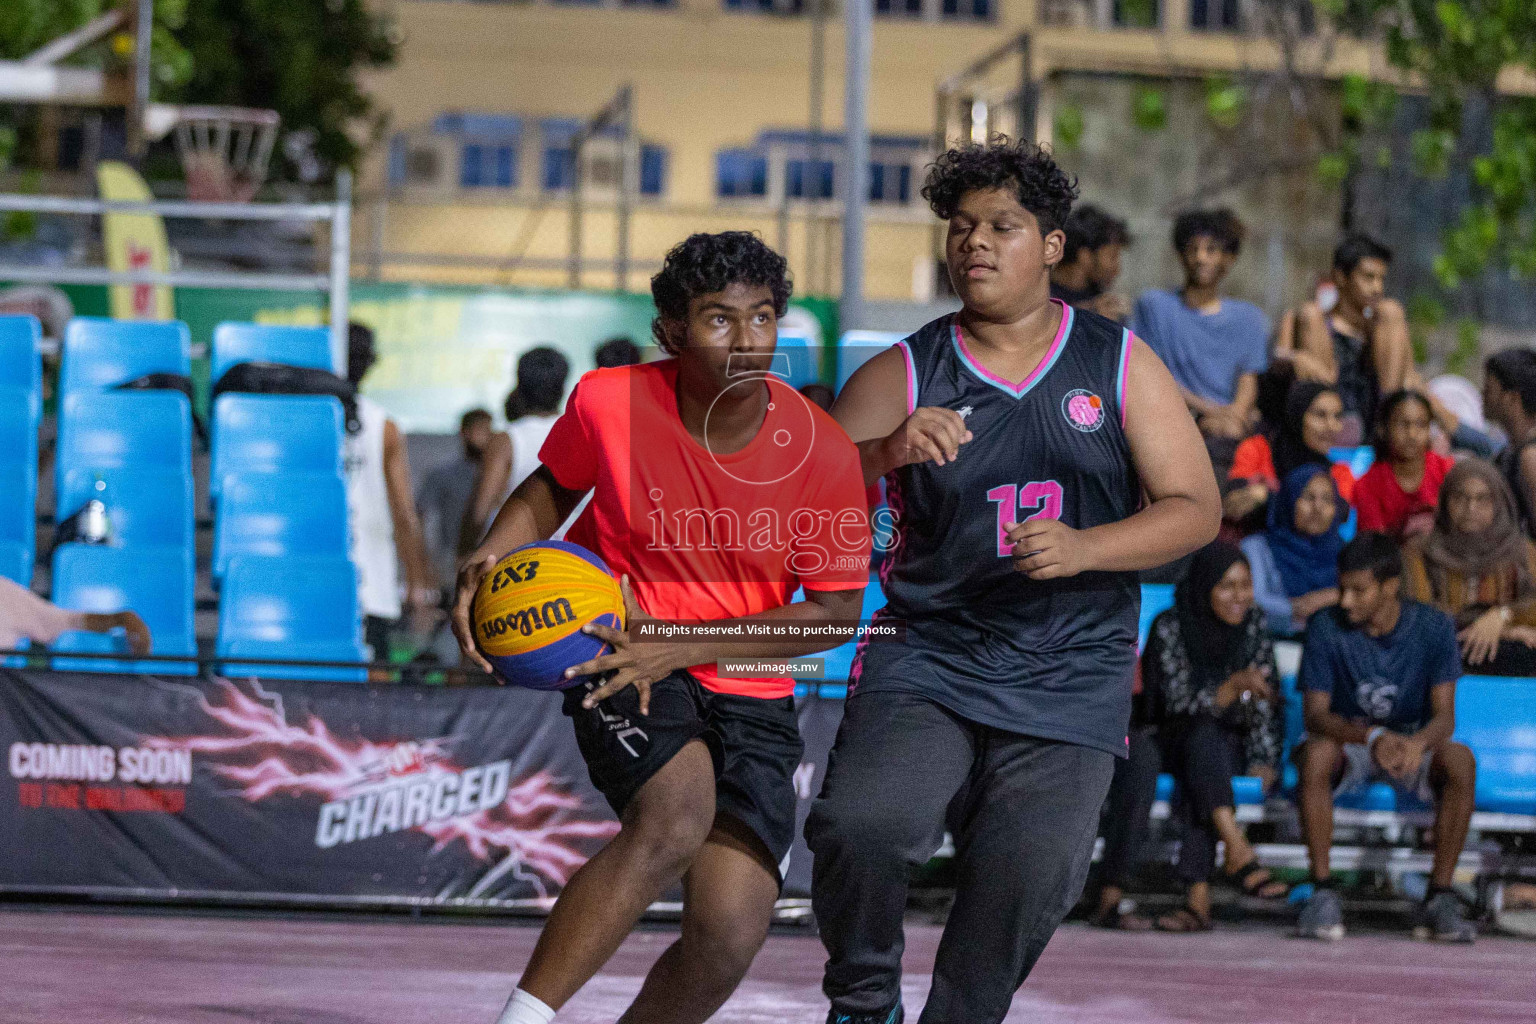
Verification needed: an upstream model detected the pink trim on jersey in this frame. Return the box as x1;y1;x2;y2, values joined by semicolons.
950;299;1074;398
1117;328;1135;427
895;339;917;414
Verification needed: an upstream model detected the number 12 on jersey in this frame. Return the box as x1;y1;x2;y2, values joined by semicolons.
987;481;1064;557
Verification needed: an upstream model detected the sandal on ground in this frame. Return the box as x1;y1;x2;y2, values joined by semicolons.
1155;906;1213;933
1225;859;1288;900
1090;900;1154;931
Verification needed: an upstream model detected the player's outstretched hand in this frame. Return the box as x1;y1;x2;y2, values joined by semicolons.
451;551;498;675
1005;517;1094;580
571;575;678;716
881;406;973;470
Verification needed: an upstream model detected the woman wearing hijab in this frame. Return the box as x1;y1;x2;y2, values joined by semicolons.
1142;542;1286;932
1405;459;1536;676
1241;464;1346;636
1226;381;1354;524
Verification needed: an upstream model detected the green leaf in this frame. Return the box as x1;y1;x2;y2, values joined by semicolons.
1316;152;1352;184
1054;104;1085;150
1131;87;1167;132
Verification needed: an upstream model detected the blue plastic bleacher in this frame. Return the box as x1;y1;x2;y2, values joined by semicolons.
60;317;191;394
217;554;367;682
0;314;42;416
835;330;904;394
55;390;193;505
211;323;334;385
773;333;822;390
1455;676;1536;816
49;544;196;675
1138;582;1174;651
210;394;345;496
0;386;39;585
57;469;195;553
213;472;350;578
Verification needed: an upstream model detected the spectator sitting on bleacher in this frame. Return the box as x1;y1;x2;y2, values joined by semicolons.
1294;532;1478;943
1242;465;1345;637
343;323;437;660
1143;542;1287;932
1225;382;1352;524
1483;349;1536;531
1404;459;1536;677
1353;390;1453;542
461;346;570;554
0;576;149;655
1132;208;1269;477
1050;203;1132;323
1275;235;1412;446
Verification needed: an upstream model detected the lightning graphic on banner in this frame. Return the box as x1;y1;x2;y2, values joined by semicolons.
148;681;619;898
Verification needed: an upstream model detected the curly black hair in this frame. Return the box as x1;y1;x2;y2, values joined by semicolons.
650;232;792;352
1172;208;1245;256
920;137;1078;234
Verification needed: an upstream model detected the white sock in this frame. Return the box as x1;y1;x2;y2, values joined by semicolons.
495;988;556;1024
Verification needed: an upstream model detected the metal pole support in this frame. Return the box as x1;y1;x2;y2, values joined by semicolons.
329;169;353;378
841;0;872;333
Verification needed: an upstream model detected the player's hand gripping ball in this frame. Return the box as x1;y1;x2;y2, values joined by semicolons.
471;540;625;689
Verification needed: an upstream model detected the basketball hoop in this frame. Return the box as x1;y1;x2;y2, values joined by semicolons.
156;105;280;203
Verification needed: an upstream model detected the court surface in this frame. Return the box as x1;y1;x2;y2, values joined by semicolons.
3;906;1534;1023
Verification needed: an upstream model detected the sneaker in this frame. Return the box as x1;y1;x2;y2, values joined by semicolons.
1414;891;1476;944
827;1004;903;1024
1296;886;1345;941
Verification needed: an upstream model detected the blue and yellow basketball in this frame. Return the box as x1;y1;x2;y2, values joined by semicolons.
471;540;625;690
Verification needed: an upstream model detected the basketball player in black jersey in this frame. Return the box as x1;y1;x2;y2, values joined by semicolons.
806;139;1221;1024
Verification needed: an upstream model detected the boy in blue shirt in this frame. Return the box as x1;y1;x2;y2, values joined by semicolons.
1294;532;1478;943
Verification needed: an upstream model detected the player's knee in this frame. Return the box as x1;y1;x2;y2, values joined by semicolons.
627;804;713;877
683;913;768;988
806;797;922;860
1435;742;1477;786
1299;739;1340;783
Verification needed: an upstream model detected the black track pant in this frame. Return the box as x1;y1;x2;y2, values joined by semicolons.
806;692;1115;1024
1161;713;1245;884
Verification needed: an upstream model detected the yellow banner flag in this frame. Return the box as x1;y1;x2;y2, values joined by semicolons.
96;161;174;320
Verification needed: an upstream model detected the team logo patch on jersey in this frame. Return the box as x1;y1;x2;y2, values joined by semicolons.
1061;389;1105;432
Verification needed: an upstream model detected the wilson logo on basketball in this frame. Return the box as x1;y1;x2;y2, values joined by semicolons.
480;598;578;640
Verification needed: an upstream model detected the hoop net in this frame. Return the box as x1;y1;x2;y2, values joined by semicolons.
170;106;281;203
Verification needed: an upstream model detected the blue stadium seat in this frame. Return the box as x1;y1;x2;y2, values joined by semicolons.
211;322;334;384
1139;583;1175;651
773;333;822;390
1330;445;1375;479
213;472;350;578
210;394;344;496
1455;676;1536;815
55;391;193;511
1155;774;1265;806
0;314;42;415
60;317;191;394
57;469;194;553
820;573;888;688
835;330;903;394
49;544;196;675
0;386;38;586
217;554;367;682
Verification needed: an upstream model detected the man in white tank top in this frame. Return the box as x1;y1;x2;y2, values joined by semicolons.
460;346;570;553
343;324;437;660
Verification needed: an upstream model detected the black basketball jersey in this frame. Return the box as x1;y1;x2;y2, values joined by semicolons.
853;301;1143;756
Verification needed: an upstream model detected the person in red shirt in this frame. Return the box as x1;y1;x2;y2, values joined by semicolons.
1226;381;1355;524
452;232;869;1024
1354;390;1454;541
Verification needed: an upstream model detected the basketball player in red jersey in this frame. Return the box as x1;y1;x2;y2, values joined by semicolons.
453;232;870;1024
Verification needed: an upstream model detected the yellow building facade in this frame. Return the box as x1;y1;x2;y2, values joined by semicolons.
356;0;1381;307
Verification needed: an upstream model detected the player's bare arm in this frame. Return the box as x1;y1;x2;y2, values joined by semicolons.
832;347;972;485
571;581;865;713
451;465;588;672
1006;338;1219;578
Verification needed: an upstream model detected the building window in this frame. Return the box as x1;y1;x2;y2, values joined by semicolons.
640;145;667;196
1190;0;1240;29
869;162;911;204
1112;0;1159;27
941;0;991;18
461;143;517;188
543;147;576;190
716;150;768;198
786;158;836;200
723;0;806;11
875;0;923;15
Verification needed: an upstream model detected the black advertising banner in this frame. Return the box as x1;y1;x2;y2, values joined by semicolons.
0;670;847;907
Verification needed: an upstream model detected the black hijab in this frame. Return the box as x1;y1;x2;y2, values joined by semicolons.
1271;381;1338;481
1174;541;1258;691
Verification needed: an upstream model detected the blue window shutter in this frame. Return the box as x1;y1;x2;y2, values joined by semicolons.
868;162;885;201
460;144;483;188
640;145;667;196
897;164;912;203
